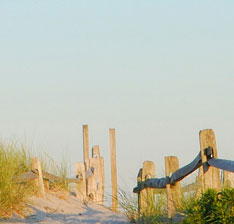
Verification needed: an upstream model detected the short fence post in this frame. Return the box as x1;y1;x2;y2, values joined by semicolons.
31;157;45;197
75;162;86;201
223;170;234;188
88;145;105;205
165;156;181;219
199;129;221;192
137;168;143;215
109;128;118;212
139;161;155;216
92;145;101;158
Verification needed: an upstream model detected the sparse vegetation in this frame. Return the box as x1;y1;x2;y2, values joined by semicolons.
119;187;234;224
0;141;71;218
118;188;167;224
1;140;234;224
0;141;34;217
118;188;138;222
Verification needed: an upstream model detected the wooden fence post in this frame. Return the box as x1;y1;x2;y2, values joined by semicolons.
31;157;45;197
137;168;143;215
139;161;155;216
83;125;90;197
83;125;90;171
109;128;118;212
75;162;86;201
165;156;181;219
92;145;101;158
223;170;234;188
88;146;105;205
199;129;221;192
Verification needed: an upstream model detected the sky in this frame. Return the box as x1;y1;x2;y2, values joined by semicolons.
1;1;234;192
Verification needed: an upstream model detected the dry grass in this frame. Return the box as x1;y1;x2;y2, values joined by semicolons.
118;188;167;224
0;140;71;218
0;141;34;217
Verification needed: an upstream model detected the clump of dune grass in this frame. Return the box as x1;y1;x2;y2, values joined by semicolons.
118;188;138;222
0;141;34;217
0;139;72;218
118;188;167;224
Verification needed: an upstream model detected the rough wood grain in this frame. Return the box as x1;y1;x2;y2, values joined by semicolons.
139;161;155;216
92;145;101;158
42;171;80;183
75;162;86;201
109;128;118;212
199;129;220;192
31;157;45;197
83;125;90;171
165;156;181;219
92;146;104;204
100;157;105;204
88;157;104;204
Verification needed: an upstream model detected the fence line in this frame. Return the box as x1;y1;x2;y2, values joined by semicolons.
133;129;234;218
14;125;118;211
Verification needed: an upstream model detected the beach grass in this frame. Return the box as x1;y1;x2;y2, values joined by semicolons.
120;187;234;223
118;188;167;223
0;141;34;217
0;141;71;218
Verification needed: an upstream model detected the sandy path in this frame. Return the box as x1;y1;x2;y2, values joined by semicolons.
1;192;130;224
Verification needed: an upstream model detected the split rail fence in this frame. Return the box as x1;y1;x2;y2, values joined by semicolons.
133;129;234;218
14;125;119;211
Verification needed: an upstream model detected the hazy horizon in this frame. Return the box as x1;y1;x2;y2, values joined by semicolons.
1;1;234;191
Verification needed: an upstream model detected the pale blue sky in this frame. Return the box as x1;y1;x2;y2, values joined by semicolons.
1;1;234;190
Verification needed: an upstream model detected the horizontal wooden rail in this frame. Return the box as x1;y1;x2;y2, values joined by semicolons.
14;170;83;184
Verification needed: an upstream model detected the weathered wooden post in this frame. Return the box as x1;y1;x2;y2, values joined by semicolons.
165;156;181;219
83;125;90;197
92;145;101;158
199;129;221;192
109;128;118;211
139;161;155;216
223;170;234;188
94;146;105;205
83;125;90;171
88;145;105;205
31;157;45;197
137;168;143;215
75;162;86;201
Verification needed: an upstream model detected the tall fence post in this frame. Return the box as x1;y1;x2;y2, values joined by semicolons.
199;129;221;192
165;156;181;219
83;125;90;197
139;161;155;216
75;162;86;201
83;125;90;171
109;128;118;212
31;157;45;197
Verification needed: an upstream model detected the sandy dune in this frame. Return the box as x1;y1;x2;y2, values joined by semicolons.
2;192;130;224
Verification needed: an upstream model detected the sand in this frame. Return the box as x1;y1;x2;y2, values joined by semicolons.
1;192;130;224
